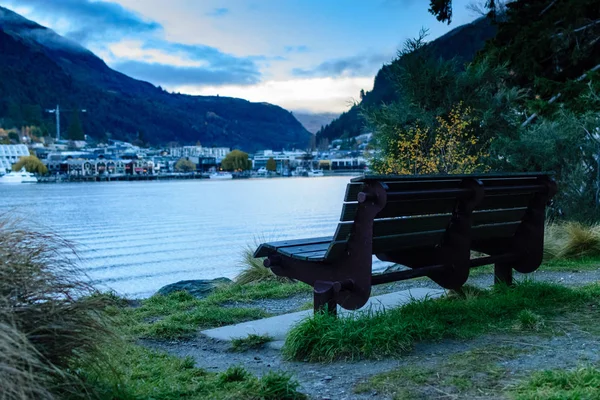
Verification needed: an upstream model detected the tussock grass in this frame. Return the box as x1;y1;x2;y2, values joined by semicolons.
231;334;273;352
0;217;112;399
544;222;600;260
283;282;600;362
513;366;600;400
235;246;294;285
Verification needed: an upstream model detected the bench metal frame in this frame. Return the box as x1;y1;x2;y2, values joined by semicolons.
255;173;557;314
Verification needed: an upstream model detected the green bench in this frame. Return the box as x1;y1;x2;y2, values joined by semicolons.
254;173;557;314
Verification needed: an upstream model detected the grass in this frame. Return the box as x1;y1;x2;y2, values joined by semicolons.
231;334;274;352
0;217;308;399
235;246;295;285
544;222;600;260
283;281;600;362
0;217;114;398
355;345;527;399
75;340;305;400
513;366;600;400
112;280;310;340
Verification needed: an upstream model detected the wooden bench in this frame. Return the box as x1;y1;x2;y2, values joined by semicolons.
254;173;557;314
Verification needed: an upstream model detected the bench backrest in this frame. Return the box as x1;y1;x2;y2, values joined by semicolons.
324;173;552;260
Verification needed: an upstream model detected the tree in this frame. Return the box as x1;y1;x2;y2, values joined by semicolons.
428;0;498;23
220;150;251;171
174;158;196;172
266;157;277;172
67;110;84;141
372;103;490;175
12;155;48;175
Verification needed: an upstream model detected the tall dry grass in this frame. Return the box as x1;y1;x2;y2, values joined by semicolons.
0;217;112;399
544;222;600;260
235;246;295;285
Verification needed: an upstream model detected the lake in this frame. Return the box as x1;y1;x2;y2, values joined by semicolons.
0;177;390;298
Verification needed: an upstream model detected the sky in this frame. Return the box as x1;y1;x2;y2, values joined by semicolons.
1;0;478;113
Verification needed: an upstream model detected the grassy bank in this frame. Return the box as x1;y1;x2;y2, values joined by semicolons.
113;280;310;340
284;281;600;362
0;218;308;400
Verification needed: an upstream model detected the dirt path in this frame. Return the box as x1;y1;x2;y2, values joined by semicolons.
145;269;600;399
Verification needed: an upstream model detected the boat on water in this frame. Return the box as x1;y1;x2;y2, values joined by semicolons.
0;168;38;184
306;169;325;177
209;172;233;180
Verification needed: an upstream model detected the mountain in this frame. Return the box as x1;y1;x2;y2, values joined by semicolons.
292;112;339;134
0;7;311;151
316;17;497;142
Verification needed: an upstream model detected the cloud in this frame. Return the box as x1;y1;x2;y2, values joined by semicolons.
171;77;375;113
107;40;261;86
1;0;161;44
1;0;262;87
207;7;229;17
292;53;393;78
113;61;260;86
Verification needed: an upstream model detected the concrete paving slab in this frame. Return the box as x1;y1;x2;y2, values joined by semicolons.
201;287;445;342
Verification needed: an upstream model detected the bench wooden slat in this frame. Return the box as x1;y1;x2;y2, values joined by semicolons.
333;214;452;242
472;221;521;241
352;172;549;182
340;198;457;221
290;249;329;261
254;236;332;258
333;208;527;243
344;183;364;202
279;242;331;257
477;193;533;210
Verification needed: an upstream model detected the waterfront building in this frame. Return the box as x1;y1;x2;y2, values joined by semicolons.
0;144;29;172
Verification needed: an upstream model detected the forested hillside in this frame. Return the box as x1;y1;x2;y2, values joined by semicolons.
316;17;497;142
0;7;311;151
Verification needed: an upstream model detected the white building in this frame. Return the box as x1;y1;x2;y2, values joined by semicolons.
0;144;29;172
170;146;231;160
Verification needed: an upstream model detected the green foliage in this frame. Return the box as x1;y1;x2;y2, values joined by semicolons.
174;158;196;172
67;109;84;140
283;281;600;362
114;280;308;340
77;341;306;400
221;150;251;171
266;157;277;172
12;155;47;174
513;366;600;400
231;334;273;352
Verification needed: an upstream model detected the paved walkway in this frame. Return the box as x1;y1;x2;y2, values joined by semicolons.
201;288;445;348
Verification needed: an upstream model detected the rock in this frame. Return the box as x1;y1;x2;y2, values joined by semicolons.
381;264;407;274
156;277;232;298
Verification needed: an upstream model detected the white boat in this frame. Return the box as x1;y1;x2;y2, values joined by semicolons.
0;168;38;184
209;172;233;180
306;169;324;177
291;167;307;177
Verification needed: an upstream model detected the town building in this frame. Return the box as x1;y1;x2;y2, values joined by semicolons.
0;144;29;172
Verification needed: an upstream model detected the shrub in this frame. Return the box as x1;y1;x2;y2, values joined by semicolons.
560;222;600;259
0;217;112;397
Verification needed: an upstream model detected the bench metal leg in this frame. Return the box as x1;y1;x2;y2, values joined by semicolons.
494;263;513;286
314;280;338;316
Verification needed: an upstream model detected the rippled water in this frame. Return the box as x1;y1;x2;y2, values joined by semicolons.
0;176;390;298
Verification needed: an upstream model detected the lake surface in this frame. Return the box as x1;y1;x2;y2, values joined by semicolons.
0;177;390;298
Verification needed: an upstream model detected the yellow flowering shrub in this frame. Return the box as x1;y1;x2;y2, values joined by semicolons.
374;103;490;175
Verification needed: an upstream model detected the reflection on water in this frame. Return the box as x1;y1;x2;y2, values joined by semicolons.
0;177;388;297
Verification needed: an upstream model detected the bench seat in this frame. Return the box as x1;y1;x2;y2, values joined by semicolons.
254;172;557;313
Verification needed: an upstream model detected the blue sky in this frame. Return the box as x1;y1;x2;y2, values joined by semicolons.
2;0;477;113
